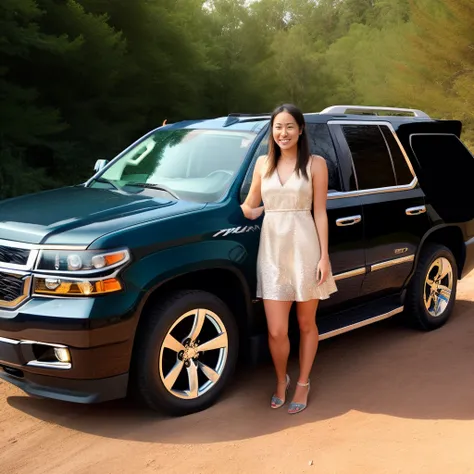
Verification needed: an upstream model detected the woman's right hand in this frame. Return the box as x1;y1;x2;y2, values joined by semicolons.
240;203;264;220
240;155;265;220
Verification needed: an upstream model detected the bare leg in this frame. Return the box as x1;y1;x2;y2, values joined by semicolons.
289;299;319;410
263;299;293;402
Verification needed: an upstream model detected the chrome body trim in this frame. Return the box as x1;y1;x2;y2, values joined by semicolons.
0;273;32;309
326;120;419;199
34;248;131;275
371;255;415;272
0;336;20;345
0;249;39;272
19;340;68;349
327;179;418;200
32;265;123;283
319;307;404;341
26;360;71;370
334;267;366;281
378;124;398;182
0;239;88;251
336;215;362;227
406;205;426;216
0;337;71;370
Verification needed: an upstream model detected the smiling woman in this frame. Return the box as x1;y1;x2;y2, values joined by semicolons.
240;103;338;415
92;128;257;203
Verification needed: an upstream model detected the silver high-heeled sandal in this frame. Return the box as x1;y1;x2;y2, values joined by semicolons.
288;379;310;414
271;374;290;409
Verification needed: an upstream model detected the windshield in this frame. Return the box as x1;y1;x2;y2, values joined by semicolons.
91;128;257;202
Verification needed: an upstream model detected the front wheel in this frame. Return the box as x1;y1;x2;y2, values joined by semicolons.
404;243;458;331
132;290;239;416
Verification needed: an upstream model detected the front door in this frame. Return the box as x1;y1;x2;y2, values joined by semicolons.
303;122;366;313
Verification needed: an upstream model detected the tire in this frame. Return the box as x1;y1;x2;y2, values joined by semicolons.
404;243;458;331
131;290;239;416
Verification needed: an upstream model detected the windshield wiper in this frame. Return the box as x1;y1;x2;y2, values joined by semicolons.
92;177;121;191
128;182;179;199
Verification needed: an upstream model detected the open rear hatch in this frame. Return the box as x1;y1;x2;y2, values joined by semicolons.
396;120;474;223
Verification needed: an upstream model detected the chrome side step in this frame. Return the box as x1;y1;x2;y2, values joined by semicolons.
319;306;404;341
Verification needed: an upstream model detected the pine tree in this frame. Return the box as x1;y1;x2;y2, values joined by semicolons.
0;0;73;198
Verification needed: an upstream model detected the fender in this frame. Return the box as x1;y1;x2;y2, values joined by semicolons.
124;239;254;326
406;223;466;284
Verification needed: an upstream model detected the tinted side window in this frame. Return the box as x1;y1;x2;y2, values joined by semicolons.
342;125;396;189
239;134;268;202
306;123;341;192
379;126;413;185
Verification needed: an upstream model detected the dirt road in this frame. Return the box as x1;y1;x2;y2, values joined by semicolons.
2;272;474;474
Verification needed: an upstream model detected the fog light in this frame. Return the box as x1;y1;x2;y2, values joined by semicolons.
54;347;71;363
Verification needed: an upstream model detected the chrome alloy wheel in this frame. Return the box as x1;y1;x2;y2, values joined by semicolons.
159;308;229;400
424;257;454;317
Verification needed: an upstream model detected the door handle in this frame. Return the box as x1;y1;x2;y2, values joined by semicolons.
336;215;362;227
406;205;426;216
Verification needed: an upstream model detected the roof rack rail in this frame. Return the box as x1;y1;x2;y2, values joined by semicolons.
223;113;271;127
320;105;430;119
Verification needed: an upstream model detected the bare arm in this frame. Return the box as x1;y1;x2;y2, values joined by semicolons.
240;155;265;220
311;155;330;283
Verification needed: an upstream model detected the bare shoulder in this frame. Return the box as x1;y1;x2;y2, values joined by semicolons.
254;154;268;173
310;155;328;175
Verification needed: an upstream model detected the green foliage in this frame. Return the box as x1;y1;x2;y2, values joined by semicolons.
0;0;472;199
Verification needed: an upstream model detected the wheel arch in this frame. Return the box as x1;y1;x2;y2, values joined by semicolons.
410;225;465;283
131;265;253;354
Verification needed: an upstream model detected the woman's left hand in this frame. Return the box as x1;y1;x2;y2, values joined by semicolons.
317;256;330;286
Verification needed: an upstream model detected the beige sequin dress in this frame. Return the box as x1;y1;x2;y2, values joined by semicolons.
256;157;338;302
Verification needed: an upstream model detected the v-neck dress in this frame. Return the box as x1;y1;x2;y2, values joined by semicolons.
256;156;338;302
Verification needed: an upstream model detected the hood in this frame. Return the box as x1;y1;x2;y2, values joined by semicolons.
0;186;205;245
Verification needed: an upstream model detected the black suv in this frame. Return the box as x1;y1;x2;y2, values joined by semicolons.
0;104;473;416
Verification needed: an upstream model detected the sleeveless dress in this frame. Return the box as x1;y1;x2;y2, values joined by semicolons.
256;157;338;302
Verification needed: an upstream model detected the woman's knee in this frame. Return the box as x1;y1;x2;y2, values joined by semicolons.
268;326;288;341
298;318;317;334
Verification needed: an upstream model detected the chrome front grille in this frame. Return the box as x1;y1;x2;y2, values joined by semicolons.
0;245;30;266
0;272;23;302
0;271;30;308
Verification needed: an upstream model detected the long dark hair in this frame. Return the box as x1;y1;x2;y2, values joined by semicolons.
265;103;311;180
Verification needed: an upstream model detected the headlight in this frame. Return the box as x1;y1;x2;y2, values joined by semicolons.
34;277;122;296
35;249;130;274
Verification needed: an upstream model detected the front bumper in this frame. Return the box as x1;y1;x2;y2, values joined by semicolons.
0;293;140;403
0;332;131;403
0;367;128;403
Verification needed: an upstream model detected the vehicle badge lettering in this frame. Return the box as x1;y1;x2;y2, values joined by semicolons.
213;225;261;238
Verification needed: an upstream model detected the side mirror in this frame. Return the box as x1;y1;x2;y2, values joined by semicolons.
94;159;108;173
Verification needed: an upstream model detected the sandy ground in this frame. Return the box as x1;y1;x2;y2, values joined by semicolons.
1;272;474;474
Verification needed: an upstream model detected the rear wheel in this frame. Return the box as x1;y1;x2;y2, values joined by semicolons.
405;243;458;330
132;290;239;416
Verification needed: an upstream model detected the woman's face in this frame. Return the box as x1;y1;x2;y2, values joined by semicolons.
272;111;301;152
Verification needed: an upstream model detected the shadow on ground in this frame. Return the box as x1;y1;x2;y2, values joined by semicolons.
6;298;474;444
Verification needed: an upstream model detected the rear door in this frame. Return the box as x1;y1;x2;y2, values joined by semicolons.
330;120;431;300
396;121;474;223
